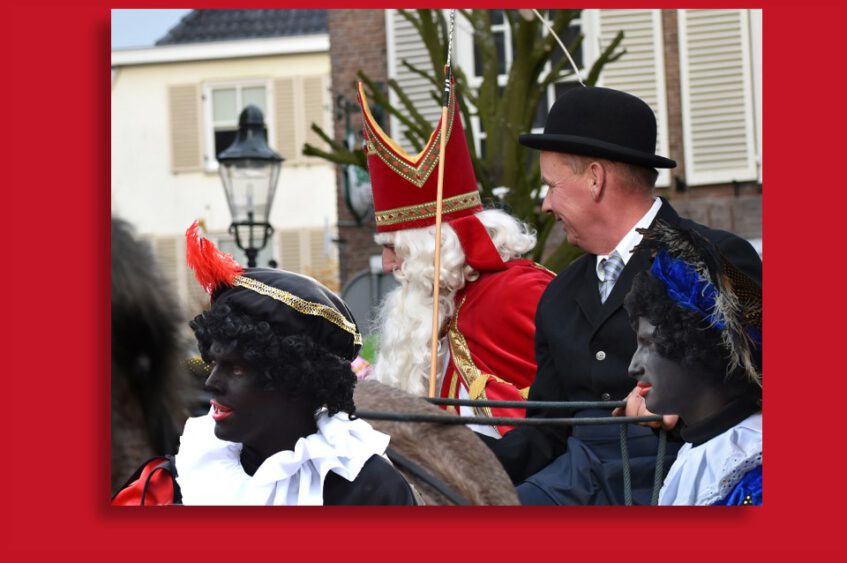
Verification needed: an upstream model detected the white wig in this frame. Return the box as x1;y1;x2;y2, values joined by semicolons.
373;209;536;395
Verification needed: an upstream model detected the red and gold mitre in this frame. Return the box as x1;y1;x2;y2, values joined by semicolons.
357;80;482;233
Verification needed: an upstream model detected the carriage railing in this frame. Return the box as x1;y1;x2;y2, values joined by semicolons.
355;398;667;506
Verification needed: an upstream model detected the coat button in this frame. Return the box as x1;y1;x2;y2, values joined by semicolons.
601;393;611;401
595;351;606;361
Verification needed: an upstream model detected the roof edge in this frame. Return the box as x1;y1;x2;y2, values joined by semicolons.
111;34;329;67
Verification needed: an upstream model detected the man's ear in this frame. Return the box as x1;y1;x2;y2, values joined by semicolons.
588;161;606;201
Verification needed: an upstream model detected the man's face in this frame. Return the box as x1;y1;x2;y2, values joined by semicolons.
539;151;596;251
627;317;702;416
204;342;291;448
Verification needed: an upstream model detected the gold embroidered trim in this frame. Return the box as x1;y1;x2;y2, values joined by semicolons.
531;262;556;276
448;297;495;418
375;191;481;227
445;374;460;415
233;275;362;346
362;88;457;188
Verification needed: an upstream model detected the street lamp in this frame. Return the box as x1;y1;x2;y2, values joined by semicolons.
217;105;283;267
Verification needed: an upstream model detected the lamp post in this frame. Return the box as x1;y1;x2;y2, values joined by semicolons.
217;105;283;267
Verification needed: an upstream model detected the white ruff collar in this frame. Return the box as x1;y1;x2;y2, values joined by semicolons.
659;413;762;506
174;409;390;505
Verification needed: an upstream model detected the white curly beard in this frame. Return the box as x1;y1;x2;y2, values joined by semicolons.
372;209;537;397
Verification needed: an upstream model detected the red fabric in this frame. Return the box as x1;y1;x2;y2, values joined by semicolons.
111;457;175;506
448;215;506;272
357;81;482;232
440;260;554;435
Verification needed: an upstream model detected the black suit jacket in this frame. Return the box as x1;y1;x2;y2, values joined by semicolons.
485;199;763;483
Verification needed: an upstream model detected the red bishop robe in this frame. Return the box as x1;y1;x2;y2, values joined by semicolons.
440;258;554;435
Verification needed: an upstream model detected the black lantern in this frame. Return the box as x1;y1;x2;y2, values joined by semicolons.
217;105;283;267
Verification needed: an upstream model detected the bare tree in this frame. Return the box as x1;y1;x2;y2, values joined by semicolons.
305;9;625;271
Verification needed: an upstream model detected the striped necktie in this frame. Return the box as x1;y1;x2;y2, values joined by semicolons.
599;250;624;303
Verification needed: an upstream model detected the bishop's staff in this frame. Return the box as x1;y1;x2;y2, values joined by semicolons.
428;9;457;398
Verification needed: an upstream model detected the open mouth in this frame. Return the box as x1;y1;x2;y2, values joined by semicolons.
210;399;234;421
636;382;652;397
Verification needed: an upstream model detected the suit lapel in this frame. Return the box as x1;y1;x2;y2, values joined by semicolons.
586;199;683;329
575;255;603;330
595;249;649;327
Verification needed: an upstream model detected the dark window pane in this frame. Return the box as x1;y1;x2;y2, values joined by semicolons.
480;137;487;160
495;32;506;75
473;42;483;77
215;129;238;159
550;24;583;70
474;31;507;77
490;9;504;25
533;96;548;129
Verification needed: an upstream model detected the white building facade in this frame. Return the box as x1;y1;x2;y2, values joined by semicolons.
112;34;339;317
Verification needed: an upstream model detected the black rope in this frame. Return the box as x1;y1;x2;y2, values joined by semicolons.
385;447;470;506
354;410;661;427
651;428;667;506
426;398;626;410
619;423;633;506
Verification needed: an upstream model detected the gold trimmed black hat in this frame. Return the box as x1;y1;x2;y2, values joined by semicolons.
185;222;362;361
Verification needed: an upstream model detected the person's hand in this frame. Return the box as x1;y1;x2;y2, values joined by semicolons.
612;387;679;431
351;356;374;380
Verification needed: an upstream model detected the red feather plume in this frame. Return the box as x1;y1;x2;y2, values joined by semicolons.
185;221;244;294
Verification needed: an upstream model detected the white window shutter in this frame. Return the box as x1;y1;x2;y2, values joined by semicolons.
386;9;442;153
678;9;757;185
302;75;329;160
148;234;196;314
273;78;298;164
279;230;302;272
275;76;329;164
167;84;202;172
594;9;671;187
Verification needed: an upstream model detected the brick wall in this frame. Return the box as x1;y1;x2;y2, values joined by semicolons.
328;10;388;286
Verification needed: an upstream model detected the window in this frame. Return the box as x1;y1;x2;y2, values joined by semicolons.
203;81;270;171
463;10;585;157
678;9;758;185
386;9;586;157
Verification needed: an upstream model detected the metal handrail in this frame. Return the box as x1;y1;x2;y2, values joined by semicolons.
425;397;627;410
355;396;669;506
354;411;661;426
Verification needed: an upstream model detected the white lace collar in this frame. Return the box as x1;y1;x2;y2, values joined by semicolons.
174;409;390;505
659;413;762;505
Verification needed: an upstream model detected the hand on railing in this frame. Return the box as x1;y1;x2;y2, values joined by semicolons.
612;387;679;431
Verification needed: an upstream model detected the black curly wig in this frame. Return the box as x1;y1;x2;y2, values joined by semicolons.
190;301;357;417
624;270;760;397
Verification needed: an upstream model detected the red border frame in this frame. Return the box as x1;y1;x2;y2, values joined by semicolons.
2;1;844;558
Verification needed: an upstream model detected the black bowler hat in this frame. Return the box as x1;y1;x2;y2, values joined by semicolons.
519;87;676;169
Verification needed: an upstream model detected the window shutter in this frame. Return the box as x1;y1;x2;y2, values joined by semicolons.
279;230;302;272
168;84;202;172
595;9;670;187
302;75;328;159
678;9;757;185
273;78;298;164
307;228;339;291
274;76;328;164
150;235;180;295
308;228;327;262
147;234;208;318
387;9;442;153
